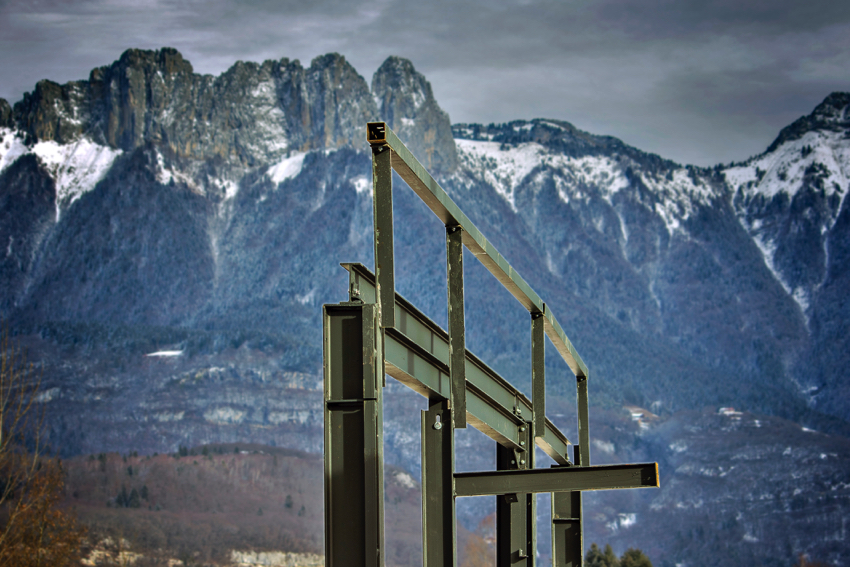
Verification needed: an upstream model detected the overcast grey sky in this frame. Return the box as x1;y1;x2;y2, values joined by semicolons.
1;0;848;166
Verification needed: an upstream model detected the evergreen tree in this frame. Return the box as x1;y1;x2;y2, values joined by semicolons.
587;544;653;567
127;488;141;509
586;543;619;567
127;488;142;508
116;485;129;507
586;543;606;567
605;544;621;567
620;548;653;567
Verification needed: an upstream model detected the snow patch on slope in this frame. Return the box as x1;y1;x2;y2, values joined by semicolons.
456;138;714;235
638;169;716;235
561;155;631;203
32;139;122;215
725;129;850;313
456;140;633;211
352;175;371;196
0;128;29;172
725;130;848;210
155;151;206;196
0;128;122;219
455;140;545;210
268;152;306;185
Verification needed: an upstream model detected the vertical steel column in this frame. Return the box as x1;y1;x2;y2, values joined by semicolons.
372;144;395;329
551;446;583;567
525;422;536;567
496;424;533;567
324;303;385;567
421;399;456;567
446;226;467;428
576;374;590;467
531;313;545;438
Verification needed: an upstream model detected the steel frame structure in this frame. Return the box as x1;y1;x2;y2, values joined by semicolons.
323;122;659;567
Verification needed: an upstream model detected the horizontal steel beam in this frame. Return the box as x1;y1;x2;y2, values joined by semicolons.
343;262;571;464
366;122;588;378
454;463;659;497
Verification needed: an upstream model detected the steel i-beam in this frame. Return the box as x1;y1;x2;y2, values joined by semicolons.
552;446;583;567
372;138;395;329
496;423;534;567
422;399;456;567
323;303;385;567
446;225;467;428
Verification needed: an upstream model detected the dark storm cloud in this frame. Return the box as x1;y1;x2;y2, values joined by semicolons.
1;0;848;165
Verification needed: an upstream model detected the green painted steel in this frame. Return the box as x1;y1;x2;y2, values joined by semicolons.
542;304;589;378
552;489;582;567
323;304;385;567
366;121;588;380
422;400;456;567
497;441;532;567
342;262;572;463
446;226;467;428
321;124;661;567
552;446;584;567
454;463;659;497
372;144;395;329
531;314;546;438
577;377;591;467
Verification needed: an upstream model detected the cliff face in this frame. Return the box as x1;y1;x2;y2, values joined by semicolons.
372;56;458;173
11;48;379;162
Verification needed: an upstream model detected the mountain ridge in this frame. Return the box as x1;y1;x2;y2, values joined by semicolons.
1;46;849;567
0;47;847;423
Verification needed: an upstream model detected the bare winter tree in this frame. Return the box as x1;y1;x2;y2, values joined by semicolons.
0;334;85;566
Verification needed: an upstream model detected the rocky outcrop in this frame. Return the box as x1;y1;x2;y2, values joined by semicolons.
11;48;378;165
372;56;458;173
766;92;850;153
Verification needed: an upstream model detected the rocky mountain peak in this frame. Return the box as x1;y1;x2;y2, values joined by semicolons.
7;48;380;172
766;91;850;153
114;47;194;76
302;53;378;150
811;92;850;124
372;56;457;174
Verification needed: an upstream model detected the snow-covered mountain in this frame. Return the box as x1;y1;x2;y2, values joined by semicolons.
1;48;849;566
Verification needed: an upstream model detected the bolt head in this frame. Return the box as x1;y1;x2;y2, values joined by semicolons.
433;422;442;430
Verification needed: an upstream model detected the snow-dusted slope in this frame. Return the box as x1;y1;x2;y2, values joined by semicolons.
0;127;121;218
727;124;849;315
455;136;717;234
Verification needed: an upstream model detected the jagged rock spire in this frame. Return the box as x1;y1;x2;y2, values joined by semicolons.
372;56;458;174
